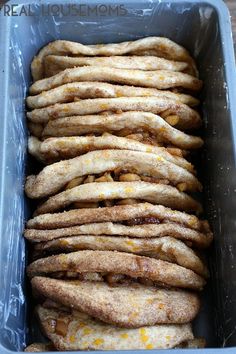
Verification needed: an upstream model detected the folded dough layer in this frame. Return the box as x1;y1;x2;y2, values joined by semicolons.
31;276;200;326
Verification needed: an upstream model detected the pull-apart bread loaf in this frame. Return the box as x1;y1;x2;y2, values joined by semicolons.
24;37;211;351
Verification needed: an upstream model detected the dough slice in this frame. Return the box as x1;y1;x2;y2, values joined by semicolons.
27;96;201;130
44;55;189;77
42;112;203;149
34;181;201;215
25;149;202;199
27;81;199;109
24;337;205;352
29;67;202;96
28;135;194;172
31;37;197;81
27;250;205;290
26;202;211;233
33;235;208;277
37;306;194;350
31;276;200;326
24;221;213;249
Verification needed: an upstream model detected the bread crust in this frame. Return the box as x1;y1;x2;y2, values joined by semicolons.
42;112;203;149
24;221;212;248
33;235;208;277
28;135;194;172
27;96;201;130
44;55;189;77
31;37;197;81
25;150;202;199
27;81;199;109
28;250;205;290
37;305;194;350
26;202;211;232
32;276;200;326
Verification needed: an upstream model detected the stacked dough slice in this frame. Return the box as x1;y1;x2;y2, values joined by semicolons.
24;37;212;351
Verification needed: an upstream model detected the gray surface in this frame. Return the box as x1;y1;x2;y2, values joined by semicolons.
0;0;236;352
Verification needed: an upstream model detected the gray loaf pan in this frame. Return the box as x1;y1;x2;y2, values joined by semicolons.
0;0;236;352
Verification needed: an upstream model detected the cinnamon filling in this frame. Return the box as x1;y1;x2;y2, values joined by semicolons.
65;172;169;190
63;171;171;210
55;317;70;337
48;271;171;289
124;217;161;226
116;129;163;146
